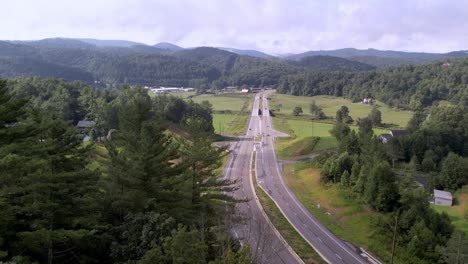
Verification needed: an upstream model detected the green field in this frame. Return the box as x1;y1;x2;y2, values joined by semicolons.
155;92;253;135
213;113;249;135
432;185;468;236
190;93;252;113
273;118;389;159
271;94;412;128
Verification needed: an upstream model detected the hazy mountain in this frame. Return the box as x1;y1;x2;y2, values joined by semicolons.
218;47;273;58
153;42;183;50
14;38;95;49
0;41;38;57
286;48;468;67
290;55;375;71
77;38;146;47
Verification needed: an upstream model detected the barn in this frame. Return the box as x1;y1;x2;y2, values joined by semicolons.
434;189;453;206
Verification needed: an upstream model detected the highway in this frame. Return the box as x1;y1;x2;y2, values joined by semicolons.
224;91;373;263
222;93;302;264
253;91;370;264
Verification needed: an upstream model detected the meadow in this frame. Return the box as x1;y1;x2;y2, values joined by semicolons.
158;92;253;135
432;185;468;236
270;94;412;128
273;118;389;159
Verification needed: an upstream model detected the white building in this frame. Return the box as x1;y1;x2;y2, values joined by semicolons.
434;189;453;206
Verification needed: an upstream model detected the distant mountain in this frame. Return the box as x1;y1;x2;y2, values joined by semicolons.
3;37;467;88
77;38;146;47
14;38;95;49
290;55;375;71
153;42;183;50
0;41;37;57
172;47;300;85
286;48;468;67
218;47;272;58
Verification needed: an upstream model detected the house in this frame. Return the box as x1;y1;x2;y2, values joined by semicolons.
240;89;249;93
389;130;409;137
250;87;262;93
434;189;453;206
378;129;409;144
76;120;95;134
362;98;373;104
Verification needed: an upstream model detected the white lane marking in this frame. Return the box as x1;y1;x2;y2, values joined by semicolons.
263;98;366;264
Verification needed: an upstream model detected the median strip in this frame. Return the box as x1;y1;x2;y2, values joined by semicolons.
250;148;325;264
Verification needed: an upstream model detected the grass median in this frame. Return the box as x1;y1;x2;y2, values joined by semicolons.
251;152;325;264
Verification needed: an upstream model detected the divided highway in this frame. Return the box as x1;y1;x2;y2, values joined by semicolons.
224;91;375;263
222;94;302;264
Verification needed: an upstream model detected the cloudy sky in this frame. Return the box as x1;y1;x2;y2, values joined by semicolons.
2;0;467;54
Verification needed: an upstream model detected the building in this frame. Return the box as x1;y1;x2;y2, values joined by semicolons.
250;87;262;93
240;89;249;93
389;130;409;137
434;189;453;206
76;120;95;134
378;129;409;144
362;98;373;104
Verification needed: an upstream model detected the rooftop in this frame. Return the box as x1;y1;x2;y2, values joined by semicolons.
77;120;95;128
390;130;409;137
434;189;452;200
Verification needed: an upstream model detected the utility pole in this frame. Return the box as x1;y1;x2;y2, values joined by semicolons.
391;212;399;264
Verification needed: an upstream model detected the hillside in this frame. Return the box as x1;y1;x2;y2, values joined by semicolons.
290;55;376;71
153;42;183;50
219;47;273;58
278;58;468;109
287;48;468;67
77;38;146;47
3;38;467;88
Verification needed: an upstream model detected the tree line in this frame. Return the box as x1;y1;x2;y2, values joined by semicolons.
0;78;252;263
314;102;468;263
278;58;468;110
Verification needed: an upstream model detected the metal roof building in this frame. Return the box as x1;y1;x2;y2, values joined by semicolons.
434;189;453;206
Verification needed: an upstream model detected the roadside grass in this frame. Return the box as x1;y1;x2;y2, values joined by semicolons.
252;155;325;264
431;185;468;236
272;118;388;159
270;94;412;128
283;162;394;263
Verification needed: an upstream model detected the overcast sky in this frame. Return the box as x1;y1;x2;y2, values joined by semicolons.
2;0;467;54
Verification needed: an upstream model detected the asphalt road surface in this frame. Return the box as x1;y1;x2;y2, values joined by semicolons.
253;91;370;264
224;91;372;264
222;94;302;264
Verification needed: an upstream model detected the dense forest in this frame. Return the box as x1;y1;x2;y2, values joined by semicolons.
317;102;468;263
0;78;252;263
2;38;467;90
278;58;468;109
0;39;399;89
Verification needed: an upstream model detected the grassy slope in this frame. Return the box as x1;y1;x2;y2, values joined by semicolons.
431;185;468;236
269;93;411;159
273;118;389;159
283;162;398;263
271;94;412;128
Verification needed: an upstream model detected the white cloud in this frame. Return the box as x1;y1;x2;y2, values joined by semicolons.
1;0;467;53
